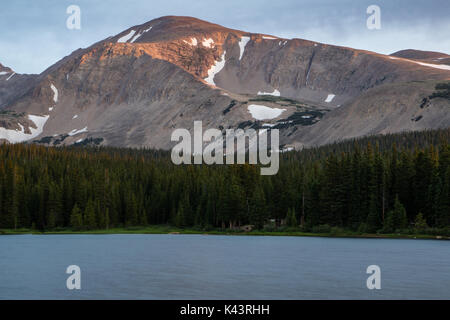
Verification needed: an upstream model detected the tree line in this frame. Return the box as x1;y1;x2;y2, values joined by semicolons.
0;128;449;235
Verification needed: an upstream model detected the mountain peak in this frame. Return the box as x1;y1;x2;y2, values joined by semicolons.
0;63;13;74
111;16;243;44
391;49;450;60
148;15;233;30
2;16;449;149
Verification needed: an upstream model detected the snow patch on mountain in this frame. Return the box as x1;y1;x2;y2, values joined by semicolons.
205;51;226;86
68;127;88;136
248;104;285;120
389;56;450;70
0;114;49;143
238;36;250;60
130;26;153;43
6;73;15;81
262;36;277;40
0;71;8;76
414;61;450;71
202;38;214;48
50;83;58;103
117;30;136;43
258;89;280;97
325;94;335;103
183;38;198;46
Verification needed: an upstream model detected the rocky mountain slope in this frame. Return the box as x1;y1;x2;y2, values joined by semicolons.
0;16;449;149
0;64;37;109
391;49;450;66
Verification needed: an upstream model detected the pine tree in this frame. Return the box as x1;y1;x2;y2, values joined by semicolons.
105;208;110;230
175;205;185;228
84;199;97;230
47;183;62;229
285;208;298;227
97;201;106;229
366;195;380;233
125;192;138;226
414;213;428;232
70;204;83;230
436;167;450;227
383;196;408;233
248;185;267;229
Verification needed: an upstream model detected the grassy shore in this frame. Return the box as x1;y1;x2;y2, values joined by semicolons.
0;225;448;240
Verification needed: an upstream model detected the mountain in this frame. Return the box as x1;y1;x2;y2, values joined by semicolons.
0;16;449;148
0;63;37;109
391;49;450;65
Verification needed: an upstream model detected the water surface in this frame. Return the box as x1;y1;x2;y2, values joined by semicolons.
0;234;449;299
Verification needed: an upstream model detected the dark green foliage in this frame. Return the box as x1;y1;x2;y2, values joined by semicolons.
0;110;26;117
383;196;408;233
0;128;449;234
237;120;254;129
33;136;53;144
248;184;267;229
53;134;69;146
274;111;324;128
249;96;300;104
70;204;83;230
84;199;97;230
74;137;104;146
429;82;450;100
285;208;297;227
366;195;380;233
414;213;428;232
223;100;237;115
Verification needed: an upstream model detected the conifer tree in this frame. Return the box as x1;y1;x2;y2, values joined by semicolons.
414;213;428;232
70;204;83;230
285;208;298;227
366;195;380;233
249;185;267;229
175;205;185;228
84;199;97;230
383;196;408;233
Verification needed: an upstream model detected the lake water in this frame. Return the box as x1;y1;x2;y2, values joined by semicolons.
0;234;449;299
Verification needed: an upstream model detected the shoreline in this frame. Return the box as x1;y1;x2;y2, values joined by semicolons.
1;227;448;240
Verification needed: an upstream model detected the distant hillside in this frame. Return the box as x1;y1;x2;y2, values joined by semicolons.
391;49;450;66
391;49;450;60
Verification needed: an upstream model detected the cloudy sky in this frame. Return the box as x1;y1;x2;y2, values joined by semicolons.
1;0;449;74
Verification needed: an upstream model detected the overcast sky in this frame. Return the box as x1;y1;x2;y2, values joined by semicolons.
1;0;449;74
